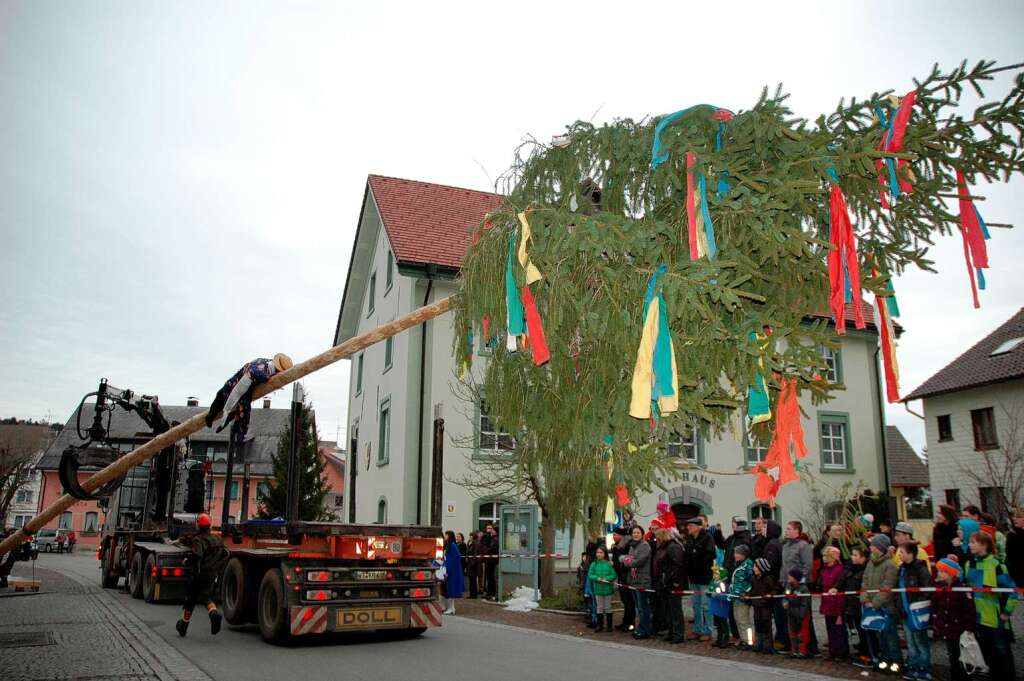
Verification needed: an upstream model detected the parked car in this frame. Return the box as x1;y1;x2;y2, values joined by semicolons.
32;528;60;553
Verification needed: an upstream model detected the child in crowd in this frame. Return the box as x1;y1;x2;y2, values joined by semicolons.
819;545;849;660
729;544;754;650
843;545;870;666
965;530;1018;680
930;557;975;681
784;568;812;658
748;557;779;655
897;541;932;680
860;534;902;674
586;546;618;633
710;564;732;648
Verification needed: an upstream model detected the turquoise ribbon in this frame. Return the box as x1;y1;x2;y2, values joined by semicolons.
884;279;901;318
746;331;769;420
650;104;732;170
643;265;675;402
506;234;525;335
698;174;718;258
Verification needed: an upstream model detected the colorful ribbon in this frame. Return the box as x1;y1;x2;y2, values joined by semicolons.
956;169;991;308
872;276;901;403
516;212;543;285
650;104;733;171
874;91;918;208
629;266;679;420
746;331;771;425
753;378;807;507
505;234;525;351
827;177;865;334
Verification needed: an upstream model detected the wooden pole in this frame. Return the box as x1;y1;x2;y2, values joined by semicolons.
0;296;452;556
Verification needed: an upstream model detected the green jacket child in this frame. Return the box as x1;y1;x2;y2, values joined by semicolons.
588;557;618;596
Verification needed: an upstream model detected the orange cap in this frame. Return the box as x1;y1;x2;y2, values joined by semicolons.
197;513;212;528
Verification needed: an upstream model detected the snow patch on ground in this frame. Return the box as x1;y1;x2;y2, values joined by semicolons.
504;586;540;612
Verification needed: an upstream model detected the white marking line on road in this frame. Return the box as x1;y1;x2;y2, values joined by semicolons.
455;617;836;681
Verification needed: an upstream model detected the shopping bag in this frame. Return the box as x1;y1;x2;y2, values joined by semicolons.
958;631;987;674
906;599;930;631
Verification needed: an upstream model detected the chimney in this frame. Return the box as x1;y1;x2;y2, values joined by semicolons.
186;396;199;407
263;398;271;409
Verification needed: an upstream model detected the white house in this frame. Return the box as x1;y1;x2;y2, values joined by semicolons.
334;175;893;537
904;307;1024;521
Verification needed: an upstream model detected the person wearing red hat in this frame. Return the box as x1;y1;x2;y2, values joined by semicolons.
176;513;229;638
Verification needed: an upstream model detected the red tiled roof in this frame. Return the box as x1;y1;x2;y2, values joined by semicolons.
904;307;1024;401
368;175;503;270
809;300;883;332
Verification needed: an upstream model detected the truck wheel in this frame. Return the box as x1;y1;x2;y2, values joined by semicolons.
143;554;158;602
257;568;289;644
129;552;144;599
222;558;253;625
100;541;119;589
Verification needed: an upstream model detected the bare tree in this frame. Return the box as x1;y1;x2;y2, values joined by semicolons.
955;398;1024;515
0;426;53;529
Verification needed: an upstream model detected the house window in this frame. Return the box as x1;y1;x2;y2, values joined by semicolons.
971;407;998;450
367;272;376;316
824;502;844;523
377;497;388;524
356;354;364;394
229;481;240;501
979;486;1006;521
378;398;390;466
385;251;394;292
15;489;33;504
937;414;953;442
744;428;768;466
945;489;961;509
819;345;843;383
668;424;702;464
384;337;393;371
819;413;851;471
83;512;99;533
748;503;780;523
479;401;514;452
334;494;344;508
59;512;72;530
257;482;271;500
207;445;228;462
477;500;504;532
14;515;27;528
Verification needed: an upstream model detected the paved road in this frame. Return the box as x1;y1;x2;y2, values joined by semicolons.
25;553;831;681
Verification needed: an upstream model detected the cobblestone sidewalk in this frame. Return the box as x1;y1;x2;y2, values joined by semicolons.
1;562;212;681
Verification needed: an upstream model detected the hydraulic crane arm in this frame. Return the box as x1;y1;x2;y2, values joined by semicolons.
0;296;451;557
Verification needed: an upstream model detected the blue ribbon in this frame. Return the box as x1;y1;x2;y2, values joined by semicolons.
650;104;733;170
506;234;525;336
698;174;718;258
643;265;675;402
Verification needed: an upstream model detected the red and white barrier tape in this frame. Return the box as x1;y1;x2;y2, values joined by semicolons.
590;578;1024;599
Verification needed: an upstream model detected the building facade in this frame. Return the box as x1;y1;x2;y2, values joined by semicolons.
905;308;1024;522
335;175;891;539
1;422;54;530
37;401;290;549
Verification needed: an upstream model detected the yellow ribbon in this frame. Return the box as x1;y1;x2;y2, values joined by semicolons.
517;212;543;285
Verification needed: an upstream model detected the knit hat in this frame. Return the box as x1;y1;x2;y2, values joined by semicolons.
734;544;750;558
754;557;771;573
611;526;625;536
656;500;670;513
788;567;804;582
732;516;748;528
823;545;841;560
860;513;874;527
936;557;963;579
980;523;997;540
869;533;891;553
894;521;914;536
958;518;980;540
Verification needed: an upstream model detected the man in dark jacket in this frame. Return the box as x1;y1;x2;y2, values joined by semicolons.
685;517;716;640
751;517;767;560
176;514;229;638
1008;508;1024;590
762;519;789;650
481;525;498;599
724;517;752;641
654;528;687;643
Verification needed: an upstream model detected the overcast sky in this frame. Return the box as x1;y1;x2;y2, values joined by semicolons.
1;1;1021;459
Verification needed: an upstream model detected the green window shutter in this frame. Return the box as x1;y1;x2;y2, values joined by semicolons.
377;398;390;466
367;272;376;316
356;354;364;393
385;251;394;291
384;336;393;370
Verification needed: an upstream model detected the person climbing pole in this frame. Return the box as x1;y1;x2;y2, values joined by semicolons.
176;513;230;638
205;354;293;435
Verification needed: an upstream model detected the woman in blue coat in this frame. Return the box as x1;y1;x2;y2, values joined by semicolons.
442;530;465;614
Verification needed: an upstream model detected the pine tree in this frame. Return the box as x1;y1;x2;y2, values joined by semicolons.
258;399;330;521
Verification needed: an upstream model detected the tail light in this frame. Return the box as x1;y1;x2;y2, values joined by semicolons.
434;538;444;560
412;588;429;598
173;568;184;577
306;590;331;601
161;568;170;577
413;570;430;580
307;570;330;582
95;549;101;561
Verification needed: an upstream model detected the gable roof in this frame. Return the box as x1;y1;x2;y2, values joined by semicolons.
368;175;503;271
885;425;928;488
38;403;291;476
904;307;1024;401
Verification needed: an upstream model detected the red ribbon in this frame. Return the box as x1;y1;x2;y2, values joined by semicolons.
827;184;865;334
956;170;989;308
875;90;918;208
520;286;550;366
685;151;699;260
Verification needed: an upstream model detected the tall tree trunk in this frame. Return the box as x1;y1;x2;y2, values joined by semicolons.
539;510;556;598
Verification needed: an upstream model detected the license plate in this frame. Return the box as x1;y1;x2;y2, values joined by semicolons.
352;570;388;581
359;590;381;599
336;607;404;629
